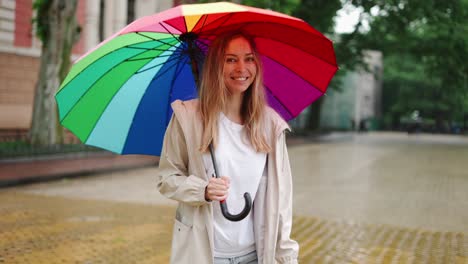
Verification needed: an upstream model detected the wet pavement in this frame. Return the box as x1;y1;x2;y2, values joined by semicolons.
1;132;467;263
290;132;468;233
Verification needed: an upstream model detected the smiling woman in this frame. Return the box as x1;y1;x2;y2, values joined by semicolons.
199;32;267;151
55;3;338;262
223;37;257;97
156;31;299;264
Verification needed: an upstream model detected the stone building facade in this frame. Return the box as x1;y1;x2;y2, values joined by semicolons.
320;51;383;131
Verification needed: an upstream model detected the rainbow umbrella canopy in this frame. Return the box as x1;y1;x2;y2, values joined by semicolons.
56;2;338;156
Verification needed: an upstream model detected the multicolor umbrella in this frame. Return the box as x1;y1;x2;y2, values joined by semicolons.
56;2;338;156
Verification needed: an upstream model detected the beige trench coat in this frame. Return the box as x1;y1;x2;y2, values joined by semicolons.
156;99;299;264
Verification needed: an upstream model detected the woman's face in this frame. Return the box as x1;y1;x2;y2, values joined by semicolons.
223;36;257;95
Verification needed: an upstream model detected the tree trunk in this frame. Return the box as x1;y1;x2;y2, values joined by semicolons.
305;96;324;131
30;0;79;145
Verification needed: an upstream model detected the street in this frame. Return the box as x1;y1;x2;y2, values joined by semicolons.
1;132;467;263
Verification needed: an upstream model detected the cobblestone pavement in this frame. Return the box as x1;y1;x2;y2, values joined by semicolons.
1;191;466;263
0;192;173;264
290;132;468;233
1;132;468;263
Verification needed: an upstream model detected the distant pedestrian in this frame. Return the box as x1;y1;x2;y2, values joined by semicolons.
156;31;298;264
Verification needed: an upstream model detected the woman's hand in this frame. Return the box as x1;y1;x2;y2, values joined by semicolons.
205;176;230;202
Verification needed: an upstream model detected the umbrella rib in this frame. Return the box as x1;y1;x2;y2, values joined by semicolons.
164;56;191;126
158;22;183;45
150;55;188;81
197;15;209;34
122;41;184;64
264;85;295;119
125;53;176;62
190;41;207;61
135;32;184;52
198;12;235;37
195;52;205;63
195;39;209;49
125;44;186;61
193;39;210;56
126;46;180;52
135;53;185;75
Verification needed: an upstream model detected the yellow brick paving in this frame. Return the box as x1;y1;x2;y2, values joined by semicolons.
0;192;466;264
0;192;174;263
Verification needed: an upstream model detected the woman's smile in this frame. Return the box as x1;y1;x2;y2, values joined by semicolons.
223;37;257;95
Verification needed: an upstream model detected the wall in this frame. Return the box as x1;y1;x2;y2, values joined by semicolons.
0;52;39;129
320;50;383;131
0;0;174;132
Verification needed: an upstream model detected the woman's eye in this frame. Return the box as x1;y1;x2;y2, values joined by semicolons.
226;58;236;63
246;57;255;63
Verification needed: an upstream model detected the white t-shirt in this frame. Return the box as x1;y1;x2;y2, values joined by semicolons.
203;112;267;258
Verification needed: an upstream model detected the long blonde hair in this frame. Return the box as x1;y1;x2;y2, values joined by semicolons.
199;31;271;153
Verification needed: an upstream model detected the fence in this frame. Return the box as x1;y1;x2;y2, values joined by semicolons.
0;129;104;160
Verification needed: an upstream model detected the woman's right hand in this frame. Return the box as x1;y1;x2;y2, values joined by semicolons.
205;176;230;202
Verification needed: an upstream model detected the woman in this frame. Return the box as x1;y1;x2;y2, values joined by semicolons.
157;31;298;264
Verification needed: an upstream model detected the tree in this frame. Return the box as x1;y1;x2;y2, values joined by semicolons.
243;0;299;14
348;0;468;131
292;0;345;130
30;0;80;145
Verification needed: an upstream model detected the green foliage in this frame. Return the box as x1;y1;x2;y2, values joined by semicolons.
0;140;102;159
32;0;52;43
348;0;468;129
292;0;341;33
243;0;300;14
192;0;298;14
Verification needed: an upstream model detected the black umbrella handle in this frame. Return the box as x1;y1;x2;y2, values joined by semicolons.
209;143;252;222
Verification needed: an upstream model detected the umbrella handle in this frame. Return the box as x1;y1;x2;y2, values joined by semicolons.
209;143;252;222
220;192;252;222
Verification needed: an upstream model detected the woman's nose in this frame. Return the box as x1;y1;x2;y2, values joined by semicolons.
235;60;246;71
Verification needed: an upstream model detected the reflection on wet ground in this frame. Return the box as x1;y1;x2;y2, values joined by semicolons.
290;132;468;233
1;192;466;263
1;132;467;263
0;192;173;263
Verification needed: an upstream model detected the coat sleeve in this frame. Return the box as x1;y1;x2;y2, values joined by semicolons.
156;114;209;206
276;132;300;264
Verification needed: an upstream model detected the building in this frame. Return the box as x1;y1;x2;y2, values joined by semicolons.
320;50;383;131
0;0;173;134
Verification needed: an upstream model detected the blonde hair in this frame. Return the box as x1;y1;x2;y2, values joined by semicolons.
199;31;271;153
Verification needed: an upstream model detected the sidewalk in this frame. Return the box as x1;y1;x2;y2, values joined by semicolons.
0;152;159;187
2;132;466;187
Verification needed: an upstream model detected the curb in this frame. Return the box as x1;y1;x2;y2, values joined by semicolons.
0;154;159;188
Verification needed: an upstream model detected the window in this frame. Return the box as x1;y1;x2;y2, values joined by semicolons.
127;0;136;24
98;0;105;41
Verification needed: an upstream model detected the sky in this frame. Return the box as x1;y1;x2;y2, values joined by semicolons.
334;3;363;33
